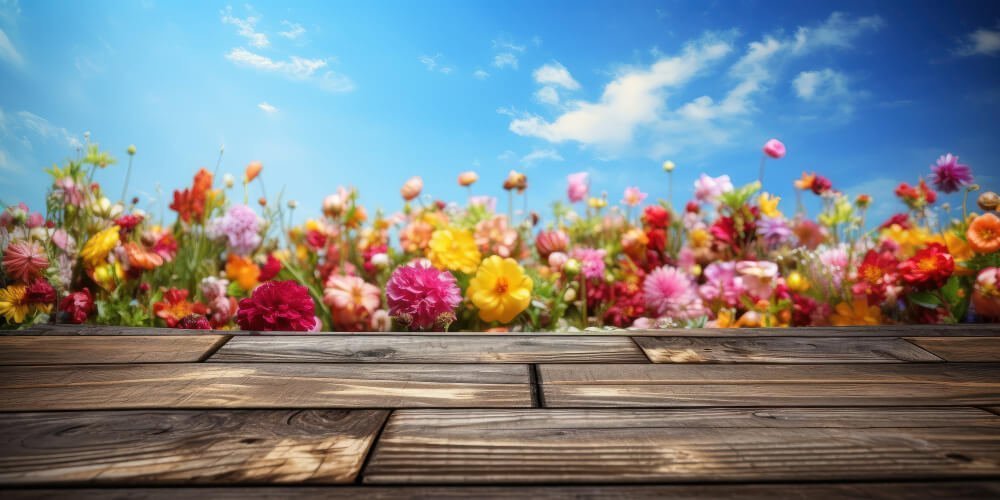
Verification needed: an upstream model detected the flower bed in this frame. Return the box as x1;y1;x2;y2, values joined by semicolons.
1;139;998;332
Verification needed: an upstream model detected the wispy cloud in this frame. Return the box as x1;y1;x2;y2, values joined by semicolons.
226;47;355;92
533;62;580;90
491;35;526;70
473;69;490;80
418;53;453;74
257;102;278;113
221;5;269;48
955;24;1000;57
521;148;564;164
278;20;305;40
493;52;518;69
0;107;81;172
0;28;21;66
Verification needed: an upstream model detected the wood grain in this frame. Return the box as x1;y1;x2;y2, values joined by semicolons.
906;337;1000;362
210;336;647;363
364;408;1000;483
539;363;1000;407
0;335;229;365
635;336;942;363
0;410;387;484
0;363;532;410
6;483;1000;499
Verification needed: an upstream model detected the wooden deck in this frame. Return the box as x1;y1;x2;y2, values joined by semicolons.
2;324;999;498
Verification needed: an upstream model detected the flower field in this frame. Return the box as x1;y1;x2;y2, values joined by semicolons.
1;139;998;332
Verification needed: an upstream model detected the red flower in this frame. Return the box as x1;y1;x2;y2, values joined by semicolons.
153;288;208;328
810;175;833;195
852;250;899;303
236;280;317;331
685;201;699;214
25;279;56;305
642;205;670;229
114;214;144;238
169;169;213;223
59;289;93;324
790;293;817;327
646;228;667;253
258;253;283;281
177;314;212;330
603;282;646;327
898;243;954;290
879;213;912;231
895;179;937;209
152;233;178;261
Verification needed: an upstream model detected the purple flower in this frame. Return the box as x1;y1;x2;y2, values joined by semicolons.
756;217;793;247
208;205;262;255
386;259;462;330
930;153;973;194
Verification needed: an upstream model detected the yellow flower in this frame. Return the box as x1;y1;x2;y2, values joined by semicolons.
943;230;973;262
880;224;932;258
785;271;809;293
831;298;882;326
81;225;121;268
91;263;125;290
467;256;533;323
689;228;711;249
759;192;782;218
428;228;481;274
0;284;29;324
587;196;607;209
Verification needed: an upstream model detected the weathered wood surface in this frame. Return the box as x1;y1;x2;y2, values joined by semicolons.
210;335;647;363
6;482;1000;499
0;324;998;496
0;335;229;365
365;408;1000;483
0;410;387;485
906;337;1000;362
635;336;943;363
539;363;1000;407
0;363;532;410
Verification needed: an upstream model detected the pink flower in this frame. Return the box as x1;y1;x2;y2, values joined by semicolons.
698;261;745;307
401;176;423;201
3;240;48;282
59;289;94;324
930;153;973;194
386;259;462;330
457;171;479;187
207;205;261;255
548;251;568;272
571;247;606;280
54;178;84;207
474;215;519;258
567;172;589;203
763;139;786;159
694;174;733;204
324;274;381;330
735;260;779;298
622;186;648;207
643;265;704;319
236;280;317;331
535;229;569;259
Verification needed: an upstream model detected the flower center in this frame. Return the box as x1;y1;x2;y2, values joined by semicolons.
918;257;937;272
863;266;882;283
978;228;995;241
494;277;509;295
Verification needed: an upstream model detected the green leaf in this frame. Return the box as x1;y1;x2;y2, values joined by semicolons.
908;291;940;309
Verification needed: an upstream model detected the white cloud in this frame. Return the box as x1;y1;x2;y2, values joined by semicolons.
473;69;490;79
0;29;22;66
226;47;354;92
493;52;518;69
492;37;526;53
278;20;305;40
497;150;517;161
419;53;453;74
533;62;580;90
0;148;9;171
793;68;847;100
221;5;269;48
535;86;560;105
15;111;80;148
257;102;278;113
955;26;1000;57
521;148;564;164
791;12;884;53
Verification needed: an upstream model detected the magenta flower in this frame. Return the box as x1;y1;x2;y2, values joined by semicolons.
567;172;589;203
930;153;973;194
386;259;462;330
763;139;786;159
571;247;606;280
643;265;704;319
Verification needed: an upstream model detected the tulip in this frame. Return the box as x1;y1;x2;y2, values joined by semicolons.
401;176;423;202
244;161;263;183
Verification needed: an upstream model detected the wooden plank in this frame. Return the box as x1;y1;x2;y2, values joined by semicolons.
364;408;1000;483
539;364;1000;407
635;336;942;363
0;336;229;365
0;363;532;410
9;323;1000;337
906;337;1000;362
210;336;647;363
0;410;387;485
6;483;1000;499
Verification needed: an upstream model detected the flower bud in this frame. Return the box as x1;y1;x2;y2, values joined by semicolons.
287;200;298;209
223;174;235;188
563;258;582;278
662;160;675;172
978;191;1000;211
562;287;577;302
127;145;136;156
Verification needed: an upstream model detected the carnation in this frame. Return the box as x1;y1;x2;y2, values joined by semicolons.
386;259;462;330
237;280;317;331
59;289;94;324
208;204;262;256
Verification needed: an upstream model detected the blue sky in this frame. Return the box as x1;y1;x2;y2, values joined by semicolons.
2;0;999;225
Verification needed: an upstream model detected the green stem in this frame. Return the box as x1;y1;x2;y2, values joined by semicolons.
120;156;134;204
579;276;588;330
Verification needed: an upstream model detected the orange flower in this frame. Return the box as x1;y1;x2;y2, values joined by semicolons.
967;213;1000;254
153;288;207;328
244;161;263;183
794;172;816;191
831;298;882;326
226;254;261;290
124;242;164;270
170;168;213;223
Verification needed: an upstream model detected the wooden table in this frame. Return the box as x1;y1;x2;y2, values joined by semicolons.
2;324;1000;498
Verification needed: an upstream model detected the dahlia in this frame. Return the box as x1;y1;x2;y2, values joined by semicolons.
59;289;93;324
466;255;533;323
208;205;262;256
177;314;212;330
386;259;462;330
3;240;48;282
643;265;704;320
930;153;973;194
898;243;954;290
852;250;900;304
237;280;317;331
428;228;481;274
756;217;793;247
0;284;29;324
571;247;606;280
642;205;669;229
324;274;381;330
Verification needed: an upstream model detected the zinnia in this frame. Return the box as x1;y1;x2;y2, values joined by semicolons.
237;280;317;331
898;243;954;290
81;226;121;268
3;240;48;282
0;284;29;324
386;259;462;330
467;255;533;323
967;213;1000;254
324;274;381;330
930;153;973;194
643;265;704;320
428;228;481;274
